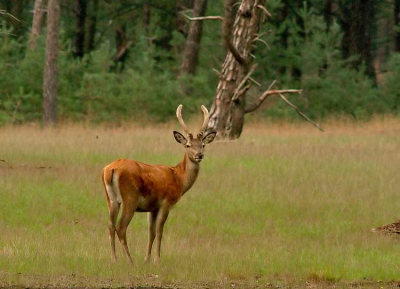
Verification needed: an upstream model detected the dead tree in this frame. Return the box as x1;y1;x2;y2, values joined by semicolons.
42;0;60;126
29;0;46;51
186;0;322;139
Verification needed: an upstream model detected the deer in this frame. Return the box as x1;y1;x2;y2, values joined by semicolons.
101;105;217;264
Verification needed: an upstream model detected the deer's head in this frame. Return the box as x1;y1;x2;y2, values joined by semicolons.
173;105;217;163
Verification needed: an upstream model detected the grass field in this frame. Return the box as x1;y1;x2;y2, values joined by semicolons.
0;119;400;288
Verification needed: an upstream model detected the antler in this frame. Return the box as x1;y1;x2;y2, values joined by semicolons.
176;104;193;139
198;105;210;138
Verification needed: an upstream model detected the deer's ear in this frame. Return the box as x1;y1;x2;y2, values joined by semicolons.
202;131;217;144
173;131;187;145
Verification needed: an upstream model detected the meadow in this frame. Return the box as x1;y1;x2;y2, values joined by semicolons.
0;119;400;288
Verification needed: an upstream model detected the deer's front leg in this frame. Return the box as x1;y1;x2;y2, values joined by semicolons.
145;210;158;262
154;205;170;262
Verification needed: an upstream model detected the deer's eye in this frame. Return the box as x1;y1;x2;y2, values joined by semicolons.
185;144;191;148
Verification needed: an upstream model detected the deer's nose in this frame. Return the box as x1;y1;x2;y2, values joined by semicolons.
196;153;204;159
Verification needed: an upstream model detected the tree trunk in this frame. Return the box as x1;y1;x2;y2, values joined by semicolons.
180;0;208;76
324;0;333;31
277;0;288;74
29;0;46;51
340;0;376;82
113;24;129;69
85;0;98;53
42;0;60;126
143;1;151;31
176;0;194;37
74;0;87;58
292;0;307;81
395;0;400;52
207;0;265;139
358;0;376;81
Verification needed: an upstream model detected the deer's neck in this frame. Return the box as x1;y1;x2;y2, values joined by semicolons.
176;153;200;195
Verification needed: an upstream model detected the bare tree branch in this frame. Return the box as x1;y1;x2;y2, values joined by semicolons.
245;79;323;131
245;79;292;113
235;83;252;100
256;4;271;17
245;88;303;114
249;77;261;86
233;1;241;8
255;30;273;39
266;79;277;91
0;10;21;22
254;37;270;49
0;9;21;36
182;14;223;21
278;93;324;131
112;40;134;62
0;31;17;36
233;64;257;100
245;86;323;131
212;68;221;75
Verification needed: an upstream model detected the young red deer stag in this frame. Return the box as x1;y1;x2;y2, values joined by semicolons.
101;105;217;263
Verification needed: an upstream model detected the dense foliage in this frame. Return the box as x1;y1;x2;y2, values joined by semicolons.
0;0;400;125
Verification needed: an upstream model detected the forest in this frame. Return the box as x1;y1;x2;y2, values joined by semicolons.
2;1;400;288
1;0;400;129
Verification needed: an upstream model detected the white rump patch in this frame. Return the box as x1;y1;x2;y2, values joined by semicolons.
105;171;123;204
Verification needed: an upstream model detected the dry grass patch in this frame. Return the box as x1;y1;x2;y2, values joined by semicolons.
0;118;400;287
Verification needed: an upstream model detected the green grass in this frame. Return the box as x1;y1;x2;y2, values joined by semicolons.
0;121;400;287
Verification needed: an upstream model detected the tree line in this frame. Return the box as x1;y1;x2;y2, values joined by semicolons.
1;0;400;137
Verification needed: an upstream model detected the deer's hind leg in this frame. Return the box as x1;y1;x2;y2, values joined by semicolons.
103;170;121;262
116;195;139;264
107;198;120;261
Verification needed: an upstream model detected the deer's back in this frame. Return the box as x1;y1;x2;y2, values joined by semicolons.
103;158;183;210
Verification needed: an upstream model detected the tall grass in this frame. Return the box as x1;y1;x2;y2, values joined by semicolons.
0;119;400;287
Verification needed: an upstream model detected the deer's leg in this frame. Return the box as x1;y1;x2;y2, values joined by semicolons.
116;198;138;264
154;205;170;262
145;210;158;262
107;200;120;261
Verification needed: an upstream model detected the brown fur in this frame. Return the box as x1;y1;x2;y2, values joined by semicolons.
103;157;189;212
101;130;216;263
